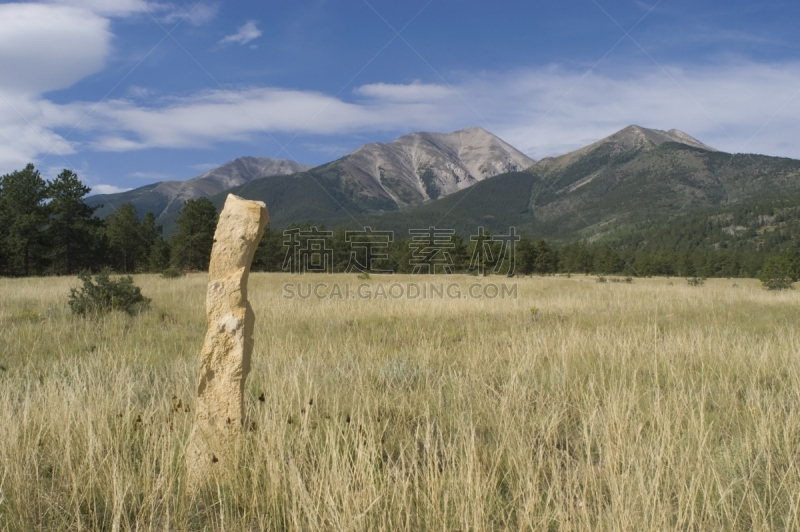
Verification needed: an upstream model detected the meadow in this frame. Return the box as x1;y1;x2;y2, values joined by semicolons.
1;273;799;531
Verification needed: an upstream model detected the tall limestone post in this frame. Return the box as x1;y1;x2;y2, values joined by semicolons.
186;194;268;489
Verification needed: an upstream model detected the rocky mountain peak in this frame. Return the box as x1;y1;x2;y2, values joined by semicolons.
86;156;310;221
336;127;535;206
532;124;718;181
612;125;716;152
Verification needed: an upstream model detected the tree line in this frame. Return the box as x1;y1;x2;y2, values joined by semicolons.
0;164;217;277
1;164;798;281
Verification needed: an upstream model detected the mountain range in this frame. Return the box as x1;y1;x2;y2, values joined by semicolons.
87;125;800;241
87;127;532;224
88;156;310;220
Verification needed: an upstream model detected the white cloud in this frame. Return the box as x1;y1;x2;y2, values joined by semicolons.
0;3;110;171
58;62;800;160
219;21;262;46
90;184;132;195
354;82;452;102
160;2;217;26
45;0;217;24
0;1;220;174
0;3;111;94
3;56;800;175
44;0;157;17
126;85;153;99
0;93;79;171
61;86;451;152
482;63;800;160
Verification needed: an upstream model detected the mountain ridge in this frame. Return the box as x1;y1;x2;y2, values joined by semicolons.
293;126;799;244
86;156;310;220
335;126;536;205
86;124;800;246
90;126;536;226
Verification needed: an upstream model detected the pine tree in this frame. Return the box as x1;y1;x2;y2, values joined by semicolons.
147;238;171;273
105;204;145;273
104;204;161;273
0;164;49;276
45;169;100;275
517;236;536;275
252;226;286;272
170;198;218;271
532;239;556;274
676;251;696;277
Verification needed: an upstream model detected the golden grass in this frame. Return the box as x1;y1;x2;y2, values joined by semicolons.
1;273;799;531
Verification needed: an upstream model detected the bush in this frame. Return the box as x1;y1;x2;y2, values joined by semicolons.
687;277;706;286
68;270;151;316
759;256;795;290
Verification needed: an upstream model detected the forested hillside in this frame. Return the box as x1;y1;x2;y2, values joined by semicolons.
2;164;798;284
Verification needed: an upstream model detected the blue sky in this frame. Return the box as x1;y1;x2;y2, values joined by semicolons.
1;0;798;194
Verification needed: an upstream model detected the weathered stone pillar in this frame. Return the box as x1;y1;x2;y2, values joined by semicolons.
186;194;268;489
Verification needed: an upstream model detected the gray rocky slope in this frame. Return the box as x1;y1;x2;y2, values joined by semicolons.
328;126;536;207
87;157;310;220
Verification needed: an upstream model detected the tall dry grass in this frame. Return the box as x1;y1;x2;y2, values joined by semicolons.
0;273;799;530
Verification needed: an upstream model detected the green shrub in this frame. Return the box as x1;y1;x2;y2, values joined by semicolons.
759;256;795;291
687;277;706;286
68;270;151;316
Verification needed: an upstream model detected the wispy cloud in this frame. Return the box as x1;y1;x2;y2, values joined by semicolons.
45;0;217;24
219;21;262;46
89;184;132;195
3;57;800;174
45;0;161;17
354;82;452;102
68;63;800;157
126;85;153;99
160;2;218;26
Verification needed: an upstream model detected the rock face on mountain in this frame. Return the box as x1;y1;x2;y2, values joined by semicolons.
88;128;532;226
325;126;535;206
94;124;796;245
344;124;800;241
86;156;310;221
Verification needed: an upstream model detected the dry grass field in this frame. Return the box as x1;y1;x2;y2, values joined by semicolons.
1;273;799;531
